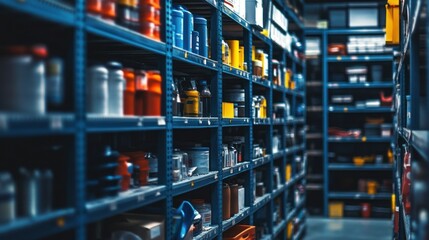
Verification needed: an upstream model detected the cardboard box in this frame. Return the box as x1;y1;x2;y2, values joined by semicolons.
109;214;165;240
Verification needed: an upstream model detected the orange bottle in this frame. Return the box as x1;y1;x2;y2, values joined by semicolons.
102;0;116;21
134;70;148;116
123;68;135;115
144;70;162;116
116;155;131;191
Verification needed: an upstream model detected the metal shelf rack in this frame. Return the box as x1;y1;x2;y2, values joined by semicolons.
0;0;306;239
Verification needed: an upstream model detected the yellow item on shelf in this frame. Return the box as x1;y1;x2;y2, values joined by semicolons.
287;222;293;238
392;194;396;212
183;90;200;117
286;164;292;181
222;102;234;118
252;46;256;61
367;181;378;194
385;0;399;45
329;202;344;218
353;155;375;165
260;97;267;118
256;50;265;79
239;46;244;70
261;29;269;37
388;149;394;163
285;69;292;88
227;40;240;69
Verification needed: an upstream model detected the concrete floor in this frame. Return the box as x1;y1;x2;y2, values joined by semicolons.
304;218;392;240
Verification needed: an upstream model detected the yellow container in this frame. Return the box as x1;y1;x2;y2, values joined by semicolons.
287;222;293;238
285;69;292;88
391;194;396;212
367;181;378;194
329;202;344;218
260;97;267;118
222;102;234;118
286;164;292;181
183;90;199;117
385;0;399;45
227;40;240;69
239;46;244;70
252;46;256;61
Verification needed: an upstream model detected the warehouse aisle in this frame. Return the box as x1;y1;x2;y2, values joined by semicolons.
305;218;391;240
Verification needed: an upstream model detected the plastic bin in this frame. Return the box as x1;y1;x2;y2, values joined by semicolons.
223;225;256;240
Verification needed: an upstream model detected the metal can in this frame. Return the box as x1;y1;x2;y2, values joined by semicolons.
187;147;209;174
106;62;124;116
87;65;108;115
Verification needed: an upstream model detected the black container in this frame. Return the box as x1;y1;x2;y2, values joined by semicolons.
344;205;362;217
372;207;391;218
364;124;380;137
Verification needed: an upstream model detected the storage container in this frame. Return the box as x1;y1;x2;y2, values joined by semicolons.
344;205;361;217
223;225;256;240
381;124;392;137
194;17;208;57
187;147;209;175
349;7;378;27
107;62;125;116
364;123;380;136
192;31;199;54
246;0;263;29
329;202;344;218
143;70;162;116
367;181;378;194
178;6;193;51
172;9;184;48
123;68;136;115
134;70;148;116
329;8;347;28
222;102;235;118
87;65;108;115
223;184;231;220
227;40;240;69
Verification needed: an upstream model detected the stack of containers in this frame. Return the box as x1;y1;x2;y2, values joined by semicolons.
172;6;208;58
139;0;162;41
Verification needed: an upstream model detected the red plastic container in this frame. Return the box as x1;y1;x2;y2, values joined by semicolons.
140;5;161;25
116;155;131;191
143;70;162;116
134;70;148;116
87;0;102;15
140;21;160;40
102;0;116;20
140;0;160;8
123;68;135;115
125;152;149;186
361;203;371;218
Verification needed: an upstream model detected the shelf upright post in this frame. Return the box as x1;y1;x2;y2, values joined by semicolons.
161;0;174;238
244;23;254;225
267;35;274;236
322;30;329;217
409;3;420;130
209;2;223;235
281;47;288;240
74;0;86;238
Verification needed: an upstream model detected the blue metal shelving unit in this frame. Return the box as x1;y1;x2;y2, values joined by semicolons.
0;0;307;239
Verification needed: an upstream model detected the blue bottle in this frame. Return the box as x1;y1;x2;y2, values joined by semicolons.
172;9;184;48
194;17;208;57
178;6;193;51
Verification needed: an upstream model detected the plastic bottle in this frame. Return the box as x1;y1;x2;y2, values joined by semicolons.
144;70;162;116
123;68;136;115
194;17;208;57
106;62;125;116
134;70;147;116
197;80;211;117
172;9;184;48
87;65;108;115
178;6;193;51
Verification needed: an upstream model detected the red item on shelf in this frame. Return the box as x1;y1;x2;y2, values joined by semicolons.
402;148;411;214
125;152;149;186
140;0;160;8
328;127;361;138
102;0;116;20
394;206;399;234
143;70;162;116
361;203;371;218
117;155;131;191
140;4;161;25
87;0;102;15
140;21;160;41
123;68;136;115
380;92;393;106
134;70;148;116
328;44;346;55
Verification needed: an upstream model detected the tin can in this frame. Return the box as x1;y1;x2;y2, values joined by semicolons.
187;147;209;174
87;65;108;115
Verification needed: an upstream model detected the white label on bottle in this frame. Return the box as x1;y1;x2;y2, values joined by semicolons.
150;226;161;238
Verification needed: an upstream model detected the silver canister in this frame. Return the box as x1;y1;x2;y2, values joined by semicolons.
187;147;209;175
87;65;108;115
0;46;46;114
106;62;124;116
17;168;40;217
222;144;229;168
172;150;183;182
0;172;15;223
